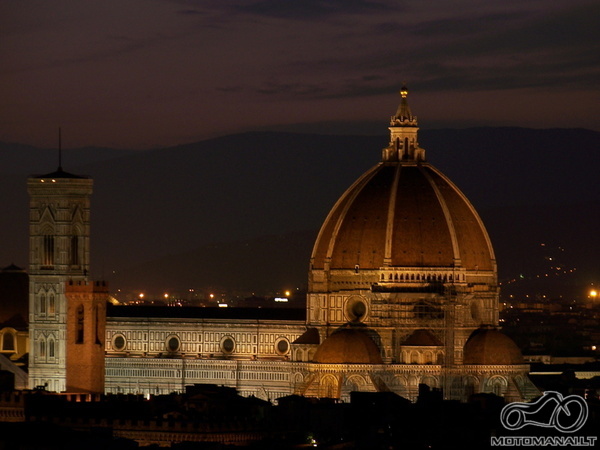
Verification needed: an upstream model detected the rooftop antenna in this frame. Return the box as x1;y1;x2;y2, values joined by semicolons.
58;127;63;171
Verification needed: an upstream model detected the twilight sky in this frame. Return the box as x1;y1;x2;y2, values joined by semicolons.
1;0;599;149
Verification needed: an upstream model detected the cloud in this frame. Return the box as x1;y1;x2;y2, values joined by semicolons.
255;81;328;96
177;9;206;16
260;1;600;98
236;0;393;20
216;86;245;93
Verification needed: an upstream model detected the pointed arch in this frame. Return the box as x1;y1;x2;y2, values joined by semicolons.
346;374;367;393
487;376;507;396
421;375;438;389
320;374;339;399
39;206;56;223
71;205;84;224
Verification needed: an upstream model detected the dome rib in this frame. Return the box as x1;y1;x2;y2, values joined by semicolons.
310;164;381;270
329;167;395;269
383;163;402;266
419;165;462;267
427;167;496;271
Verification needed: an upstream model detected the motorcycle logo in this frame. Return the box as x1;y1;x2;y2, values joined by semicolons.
500;391;588;433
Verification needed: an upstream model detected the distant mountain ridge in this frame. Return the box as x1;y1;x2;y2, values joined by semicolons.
0;142;134;175
1;128;598;297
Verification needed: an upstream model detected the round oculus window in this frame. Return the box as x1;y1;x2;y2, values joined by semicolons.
113;335;126;351
346;297;367;322
221;337;235;353
276;338;289;355
167;336;180;352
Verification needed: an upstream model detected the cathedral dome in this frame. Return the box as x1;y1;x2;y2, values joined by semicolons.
463;327;524;365
313;326;383;364
310;89;495;276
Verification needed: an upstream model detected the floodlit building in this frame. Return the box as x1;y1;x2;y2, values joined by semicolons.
27;167;94;392
27;89;539;402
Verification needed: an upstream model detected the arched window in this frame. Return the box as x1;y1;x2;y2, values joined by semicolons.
42;235;54;267
320;375;338;398
39;339;46;358
70;235;80;266
489;377;507;396
40;294;47;315
48;294;55;315
2;332;15;351
76;304;84;343
411;351;419;364
48;339;55;358
424;351;434;364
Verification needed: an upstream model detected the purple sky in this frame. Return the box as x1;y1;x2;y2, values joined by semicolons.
2;0;599;149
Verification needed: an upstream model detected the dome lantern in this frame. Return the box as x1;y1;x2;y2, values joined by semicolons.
383;86;425;162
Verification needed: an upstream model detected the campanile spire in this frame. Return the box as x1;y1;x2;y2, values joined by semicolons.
382;86;425;162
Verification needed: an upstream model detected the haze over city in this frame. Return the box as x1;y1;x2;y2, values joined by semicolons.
0;0;598;298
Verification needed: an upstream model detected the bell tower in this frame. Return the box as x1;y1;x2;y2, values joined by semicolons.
27;164;93;392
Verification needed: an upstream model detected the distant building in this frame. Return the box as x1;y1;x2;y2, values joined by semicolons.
28;89;539;402
0;264;29;363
